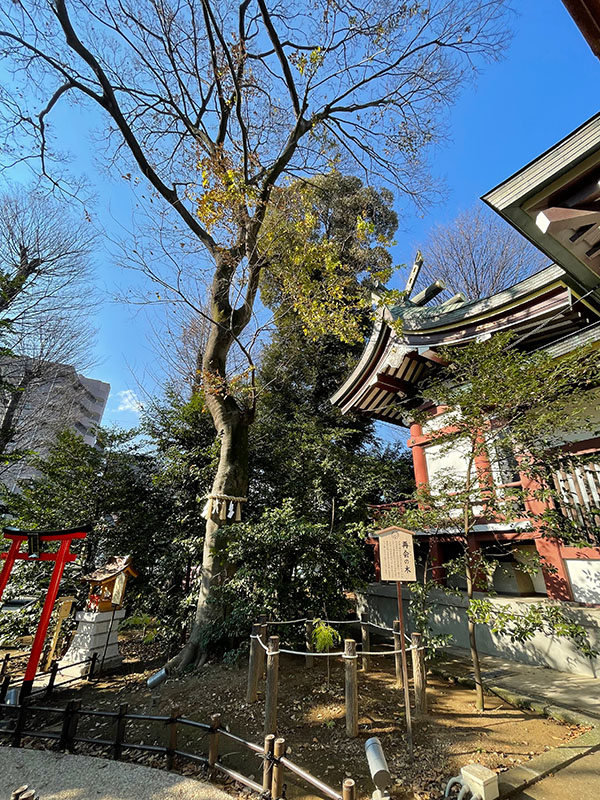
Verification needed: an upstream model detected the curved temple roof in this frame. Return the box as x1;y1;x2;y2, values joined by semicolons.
331;264;600;427
334;112;600;427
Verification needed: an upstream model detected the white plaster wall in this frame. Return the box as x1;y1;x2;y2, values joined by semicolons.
426;439;472;489
422;410;451;434
554;392;600;446
565;559;600;603
425;438;484;517
491;564;532;595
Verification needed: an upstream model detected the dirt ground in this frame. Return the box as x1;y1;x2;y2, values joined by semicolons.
7;633;586;800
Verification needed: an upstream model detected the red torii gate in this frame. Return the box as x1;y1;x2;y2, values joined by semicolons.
0;525;91;698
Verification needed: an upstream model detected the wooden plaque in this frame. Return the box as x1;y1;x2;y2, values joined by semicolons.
111;572;127;607
378;527;416;582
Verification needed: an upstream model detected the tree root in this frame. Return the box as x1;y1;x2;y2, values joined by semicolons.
165;637;208;675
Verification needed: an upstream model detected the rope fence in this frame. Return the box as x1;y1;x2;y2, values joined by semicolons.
251;635;419;658
247;612;429;739
262;617;422;656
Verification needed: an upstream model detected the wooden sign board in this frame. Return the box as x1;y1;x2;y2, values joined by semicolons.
378;527;416;582
111;572;127;607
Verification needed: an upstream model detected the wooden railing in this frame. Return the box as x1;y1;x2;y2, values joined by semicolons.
553;460;600;545
0;699;355;800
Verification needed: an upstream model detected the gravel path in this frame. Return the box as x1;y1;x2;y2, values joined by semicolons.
0;747;233;800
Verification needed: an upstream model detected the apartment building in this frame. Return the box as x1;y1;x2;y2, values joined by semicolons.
0;355;110;489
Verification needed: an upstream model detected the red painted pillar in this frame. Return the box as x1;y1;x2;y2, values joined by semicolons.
474;435;494;509
467;534;487;592
22;537;73;695
0;537;23;602
429;537;445;585
520;469;572;601
535;537;572;601
408;422;429;488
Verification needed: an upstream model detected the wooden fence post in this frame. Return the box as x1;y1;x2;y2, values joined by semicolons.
258;614;268;678
264;635;280;736
166;707;179;770
66;699;81;752
393;620;402;688
11;698;28;748
411;633;427;714
271;736;286;800
247;623;262;704
113;703;128;760
360;613;370;672
343;778;356;800
305;619;314;669
208;712;221;777
46;660;59;698
344;639;358;738
262;733;275;793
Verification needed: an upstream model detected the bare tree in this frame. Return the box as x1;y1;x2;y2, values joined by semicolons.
0;187;98;464
419;204;550;301
0;188;95;327
0;0;512;669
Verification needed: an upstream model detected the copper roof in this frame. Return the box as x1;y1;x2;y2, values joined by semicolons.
81;555;137;583
331;265;599;427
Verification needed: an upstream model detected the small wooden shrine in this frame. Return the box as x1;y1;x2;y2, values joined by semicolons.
81;555;138;612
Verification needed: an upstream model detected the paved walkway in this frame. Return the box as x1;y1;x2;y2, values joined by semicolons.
438;647;600;798
512;749;600;799
440;646;600;719
0;747;232;800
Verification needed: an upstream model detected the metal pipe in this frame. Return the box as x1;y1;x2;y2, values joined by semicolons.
445;776;463;797
146;667;167;689
457;784;471;800
279;757;342;800
365;737;391;789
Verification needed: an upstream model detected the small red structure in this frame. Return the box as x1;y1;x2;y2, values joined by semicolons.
0;525;91;698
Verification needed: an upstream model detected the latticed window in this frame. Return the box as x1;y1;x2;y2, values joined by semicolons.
552;458;600;546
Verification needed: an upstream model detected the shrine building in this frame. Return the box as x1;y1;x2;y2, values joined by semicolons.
332;113;600;673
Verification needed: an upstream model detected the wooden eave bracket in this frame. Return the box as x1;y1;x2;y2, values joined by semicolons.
536;206;600;235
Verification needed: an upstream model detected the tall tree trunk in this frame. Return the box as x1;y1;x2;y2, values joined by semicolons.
167;364;251;671
465;560;485;711
193;405;249;628
464;453;485;711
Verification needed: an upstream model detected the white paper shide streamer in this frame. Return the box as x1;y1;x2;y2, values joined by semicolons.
200;493;247;522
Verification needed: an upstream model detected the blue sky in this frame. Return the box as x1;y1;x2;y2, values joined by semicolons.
2;1;599;433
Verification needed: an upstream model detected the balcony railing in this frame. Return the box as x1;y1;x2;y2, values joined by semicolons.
552;460;600;545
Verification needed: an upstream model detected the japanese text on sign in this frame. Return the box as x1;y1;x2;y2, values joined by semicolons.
378;528;416;582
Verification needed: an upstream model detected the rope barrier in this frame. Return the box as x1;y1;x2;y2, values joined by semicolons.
250;635;425;656
366;621;395;633
264;617;403;635
251;635;345;658
265;618;358;626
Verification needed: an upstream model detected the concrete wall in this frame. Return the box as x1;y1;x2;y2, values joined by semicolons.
565;559;600;603
358;582;600;678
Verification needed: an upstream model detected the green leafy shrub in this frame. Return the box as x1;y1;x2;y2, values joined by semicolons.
201;501;369;658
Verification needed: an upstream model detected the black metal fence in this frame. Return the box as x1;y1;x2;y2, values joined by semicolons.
0;699;354;800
